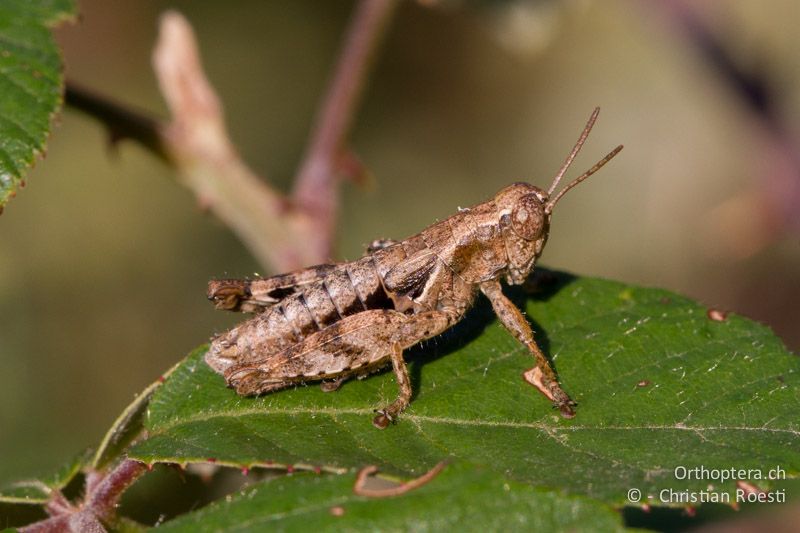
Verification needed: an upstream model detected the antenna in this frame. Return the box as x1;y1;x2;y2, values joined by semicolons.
544;107;623;213
547;107;600;197
545;145;623;213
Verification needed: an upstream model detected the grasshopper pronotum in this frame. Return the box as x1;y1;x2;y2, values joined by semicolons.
206;108;622;428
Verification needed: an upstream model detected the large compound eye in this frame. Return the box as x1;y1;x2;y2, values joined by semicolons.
511;194;545;240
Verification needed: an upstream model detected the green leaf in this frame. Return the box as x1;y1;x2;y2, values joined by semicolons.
0;449;88;504
153;462;623;532
0;0;75;209
129;273;799;507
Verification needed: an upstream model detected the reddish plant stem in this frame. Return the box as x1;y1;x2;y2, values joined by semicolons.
292;0;398;261
20;460;148;533
84;459;148;522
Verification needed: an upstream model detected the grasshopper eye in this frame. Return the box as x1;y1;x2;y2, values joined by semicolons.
511;194;545;241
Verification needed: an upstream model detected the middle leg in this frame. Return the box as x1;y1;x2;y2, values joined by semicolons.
371;308;460;428
372;344;412;429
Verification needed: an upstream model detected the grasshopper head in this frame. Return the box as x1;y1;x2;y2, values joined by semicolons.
495;108;623;284
494;182;551;284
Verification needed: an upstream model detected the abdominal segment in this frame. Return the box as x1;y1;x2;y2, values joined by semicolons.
205;255;401;380
217;310;410;396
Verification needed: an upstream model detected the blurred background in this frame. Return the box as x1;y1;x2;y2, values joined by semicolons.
1;0;798;483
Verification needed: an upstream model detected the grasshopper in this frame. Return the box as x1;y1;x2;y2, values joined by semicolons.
206;108;622;428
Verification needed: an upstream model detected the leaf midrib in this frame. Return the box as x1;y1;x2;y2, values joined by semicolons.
148;407;800;437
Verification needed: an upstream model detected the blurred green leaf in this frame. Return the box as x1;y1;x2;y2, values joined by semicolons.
154;462;623;532
130;272;799;506
0;449;87;504
0;0;75;209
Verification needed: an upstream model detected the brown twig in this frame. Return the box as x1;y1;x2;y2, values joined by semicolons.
353;462;447;498
64;1;397;272
65;84;167;160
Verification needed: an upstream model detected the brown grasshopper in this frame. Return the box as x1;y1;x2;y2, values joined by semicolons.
206;108;622;428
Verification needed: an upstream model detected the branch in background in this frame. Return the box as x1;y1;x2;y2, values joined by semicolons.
654;0;800;258
65;84;167;160
152;11;304;272
66;0;397;272
21;459;147;533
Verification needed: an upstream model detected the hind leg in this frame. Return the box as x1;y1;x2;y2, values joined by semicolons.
226;308;458;427
372;344;412;429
